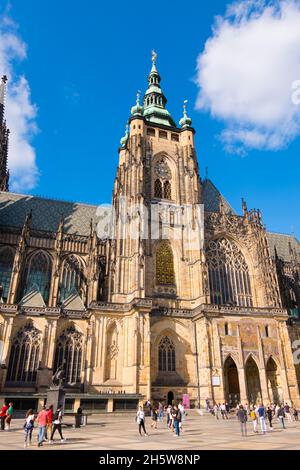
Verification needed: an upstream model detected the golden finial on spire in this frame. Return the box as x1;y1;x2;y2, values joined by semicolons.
151;50;157;64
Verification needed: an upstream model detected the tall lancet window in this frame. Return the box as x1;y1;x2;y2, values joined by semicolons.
59;255;85;302
0;247;14;302
6;324;41;384
154;158;172;200
156;241;175;285
206;237;253;307
53;326;83;385
159;336;176;372
22;251;52;303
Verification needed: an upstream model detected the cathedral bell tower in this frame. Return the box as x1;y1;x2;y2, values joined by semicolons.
108;53;206;309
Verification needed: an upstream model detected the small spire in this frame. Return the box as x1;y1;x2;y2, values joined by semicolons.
131;90;143;117
179;99;192;128
205;166;209;180
242;198;248;216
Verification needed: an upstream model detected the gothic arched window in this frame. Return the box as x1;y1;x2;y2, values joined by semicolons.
156;241;175;285
0;247;14;302
164;180;171;200
53;326;83;385
154;158;172;200
59;255;85;302
206;237;253;307
6;324;41;384
159;336;176;372
22;251;52;303
154;179;163;198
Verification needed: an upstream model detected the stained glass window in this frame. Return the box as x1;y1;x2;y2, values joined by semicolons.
154;179;163;198
60;255;84;302
6;325;41;384
159;336;175;372
206;237;253;307
0;247;14;302
53;326;83;385
22;251;52;303
156;241;175;285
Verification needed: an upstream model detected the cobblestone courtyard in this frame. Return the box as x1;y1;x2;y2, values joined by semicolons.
0;410;300;450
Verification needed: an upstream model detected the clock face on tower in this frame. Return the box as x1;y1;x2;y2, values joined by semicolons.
154;158;171;180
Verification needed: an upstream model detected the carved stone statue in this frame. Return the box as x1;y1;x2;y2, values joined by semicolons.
51;365;65;387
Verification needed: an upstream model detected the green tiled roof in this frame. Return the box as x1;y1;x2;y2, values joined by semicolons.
0;191;99;236
267;232;300;263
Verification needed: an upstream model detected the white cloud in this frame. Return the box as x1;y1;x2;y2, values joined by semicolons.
195;0;300;153
0;13;39;191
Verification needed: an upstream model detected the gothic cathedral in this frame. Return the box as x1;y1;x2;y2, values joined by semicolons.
0;55;300;413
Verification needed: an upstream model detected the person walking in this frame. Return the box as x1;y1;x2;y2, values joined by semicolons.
178;402;185;433
237;405;247;437
45;405;53;441
37;406;48;447
293;407;298;421
151;407;158;429
205;398;210;412
172;405;181;437
220;403;228;420
213;403;220;420
225;402;230;416
0;402;8;431
158;402;164;423
136;406;148;436
250;407;258;433
284;403;292;422
5;402;13;431
49;405;66;444
23;409;35;448
266;406;274;430
257;403;267;434
277;405;286;429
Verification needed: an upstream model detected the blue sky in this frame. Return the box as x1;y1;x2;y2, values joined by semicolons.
1;0;299;238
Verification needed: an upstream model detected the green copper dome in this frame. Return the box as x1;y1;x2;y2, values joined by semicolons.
179;100;192;128
131;91;144;117
120;123;129;147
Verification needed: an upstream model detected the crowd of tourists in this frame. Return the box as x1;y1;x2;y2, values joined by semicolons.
136;400;186;437
0;400;66;448
206;399;299;436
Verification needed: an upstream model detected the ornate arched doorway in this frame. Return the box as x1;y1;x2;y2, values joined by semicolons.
245;356;262;404
224;356;240;406
266;357;282;404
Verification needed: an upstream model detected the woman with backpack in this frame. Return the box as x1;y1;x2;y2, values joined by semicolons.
23;409;35;448
49;405;66;444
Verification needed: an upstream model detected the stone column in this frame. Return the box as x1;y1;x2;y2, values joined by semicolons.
237;325;247;403
0;316;14;390
256;325;269;404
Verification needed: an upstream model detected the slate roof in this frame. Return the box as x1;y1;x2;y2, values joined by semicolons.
202;179;236;214
0;191;99;236
267;232;300;263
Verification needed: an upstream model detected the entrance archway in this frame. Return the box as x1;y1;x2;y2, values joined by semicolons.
224;356;240;407
245;356;262;405
266;357;282;404
167;391;174;405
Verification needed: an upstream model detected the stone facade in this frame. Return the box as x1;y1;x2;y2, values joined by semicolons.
0;57;299;412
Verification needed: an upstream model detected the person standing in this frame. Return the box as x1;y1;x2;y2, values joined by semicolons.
151;407;158;429
293;407;298;421
237;405;247;437
213;403;220;420
266;406;273;430
284;403;292;422
49;405;66;443
172;405;181;437
250;407;258;433
136;406;148;436
220;403;228;420
5;402;13;431
277;405;286;429
45;405;53;441
178;402;185;433
205;398;210;412
257;403;267;434
23;409;35;448
37;406;48;447
0;402;8;431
